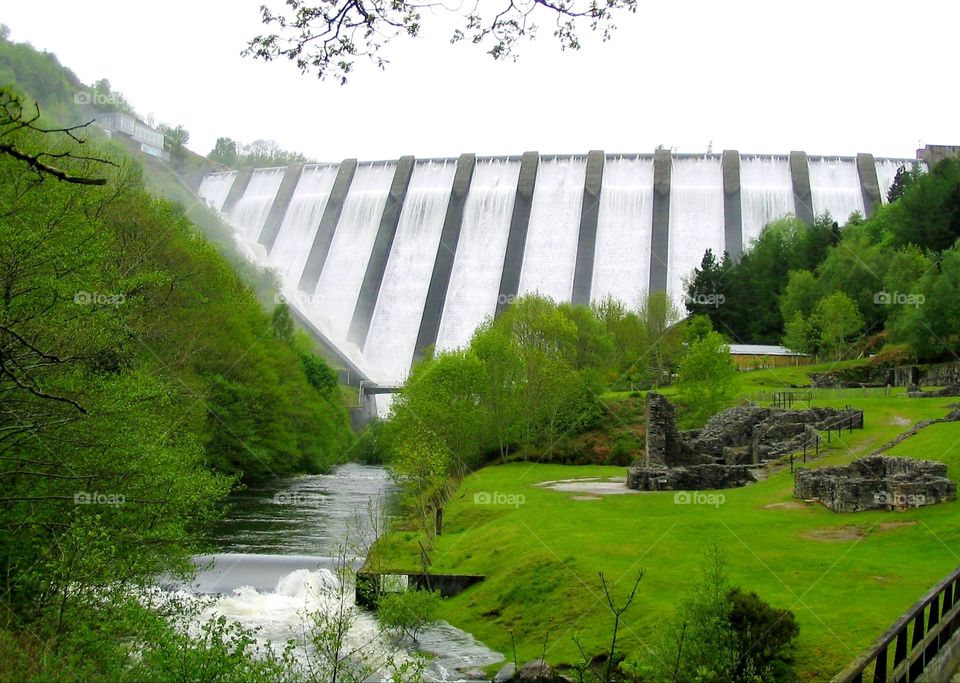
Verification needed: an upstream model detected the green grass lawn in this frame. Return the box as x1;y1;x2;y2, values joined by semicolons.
372;366;960;680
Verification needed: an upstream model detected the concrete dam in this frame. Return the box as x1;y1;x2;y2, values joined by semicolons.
197;149;919;386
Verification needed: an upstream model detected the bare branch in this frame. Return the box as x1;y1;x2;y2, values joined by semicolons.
244;0;636;83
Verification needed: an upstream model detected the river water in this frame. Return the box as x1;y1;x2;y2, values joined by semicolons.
181;463;502;681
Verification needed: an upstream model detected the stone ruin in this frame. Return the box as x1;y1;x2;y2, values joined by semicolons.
627;393;863;492
907;384;960;398
794;456;956;512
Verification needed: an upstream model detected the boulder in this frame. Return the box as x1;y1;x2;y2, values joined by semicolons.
519;659;555;682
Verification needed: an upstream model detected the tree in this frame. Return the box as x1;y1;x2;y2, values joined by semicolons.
887;158;960;252
811;292;864;360
237;138;309;167
271;301;294;342
208;136;238;166
245;0;638;84
388;436;452;539
886;162;925;203
158;122;189;160
675;330;738;427
377;588;441;643
779;269;820;323
0;87;114;185
782;312;815;355
728;588;800;681
639;290;682;387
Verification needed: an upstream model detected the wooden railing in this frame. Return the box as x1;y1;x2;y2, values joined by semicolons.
836;565;960;682
789;408;864;472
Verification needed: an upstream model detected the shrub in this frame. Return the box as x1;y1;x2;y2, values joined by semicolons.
377;589;441;642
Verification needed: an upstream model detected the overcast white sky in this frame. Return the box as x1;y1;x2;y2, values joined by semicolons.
3;1;956;162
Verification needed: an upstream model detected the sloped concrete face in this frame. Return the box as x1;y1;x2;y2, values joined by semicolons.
199;148;933;390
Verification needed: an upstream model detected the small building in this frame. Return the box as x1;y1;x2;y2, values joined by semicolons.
94;111;168;160
726;344;810;371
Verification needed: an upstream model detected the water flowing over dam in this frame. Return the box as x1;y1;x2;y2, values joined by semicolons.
197;149;921;386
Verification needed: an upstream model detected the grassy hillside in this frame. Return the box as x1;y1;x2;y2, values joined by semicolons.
372;365;960;680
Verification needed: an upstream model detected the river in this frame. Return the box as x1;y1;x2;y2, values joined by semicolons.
180;463;502;681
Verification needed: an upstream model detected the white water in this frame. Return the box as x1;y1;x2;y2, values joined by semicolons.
517;156;587;302
591;155;653;308
875;158;917;204
268;164;339;283
306;162;396;342
189;565;501;681
228;167;286;248
179;466;503;681
807;157;864;224
197;171;237;212
667;156;725;306
740;155;795;247
364;160;456;383
435;159;521;352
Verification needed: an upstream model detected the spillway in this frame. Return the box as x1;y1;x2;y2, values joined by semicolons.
435;159;521;352
268;164;339;283
808;156;865;224
198;171;237;212
517;156;587;301
305;162;395;341
591;155;653;308
228;167;285;247
875;158;915;204
197;147;936;388
740;155;794;247
363;160;456;382
667;156;725;306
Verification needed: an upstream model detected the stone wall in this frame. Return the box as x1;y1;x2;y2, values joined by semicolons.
628;464;756;491
644;392;677;467
629;394;860;492
794;456;956;513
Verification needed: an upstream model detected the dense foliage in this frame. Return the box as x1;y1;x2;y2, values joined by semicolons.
637;547;799;683
0;73;352;679
382;294;707;535
686;158;960;363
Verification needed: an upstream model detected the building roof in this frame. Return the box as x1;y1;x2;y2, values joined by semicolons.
727;344;805;357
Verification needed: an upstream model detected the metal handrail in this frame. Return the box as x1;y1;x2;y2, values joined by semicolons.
789;409;865;472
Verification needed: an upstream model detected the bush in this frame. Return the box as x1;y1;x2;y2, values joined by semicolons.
377;589;441;642
728;588;800;682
